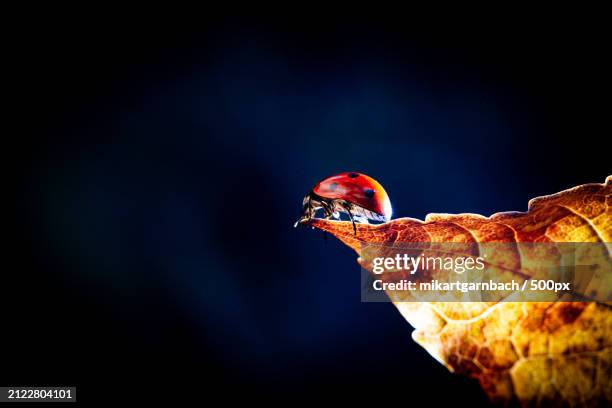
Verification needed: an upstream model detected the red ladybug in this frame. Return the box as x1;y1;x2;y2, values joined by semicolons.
295;172;392;235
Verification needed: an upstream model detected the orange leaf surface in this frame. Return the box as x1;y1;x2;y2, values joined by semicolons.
309;176;612;406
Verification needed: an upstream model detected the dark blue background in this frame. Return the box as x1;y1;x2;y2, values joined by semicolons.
10;18;610;405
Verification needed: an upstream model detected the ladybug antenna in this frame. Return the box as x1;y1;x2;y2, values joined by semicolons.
294;217;311;228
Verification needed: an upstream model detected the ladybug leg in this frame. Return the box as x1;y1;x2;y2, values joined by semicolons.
294;194;315;227
341;202;357;236
321;199;335;219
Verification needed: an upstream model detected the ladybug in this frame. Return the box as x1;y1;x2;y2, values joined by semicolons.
295;172;393;235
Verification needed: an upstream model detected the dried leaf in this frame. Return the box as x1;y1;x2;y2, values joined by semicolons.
309;175;612;406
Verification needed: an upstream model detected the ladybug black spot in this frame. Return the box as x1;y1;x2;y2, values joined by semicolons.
348;172;359;178
329;182;338;191
364;188;375;198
